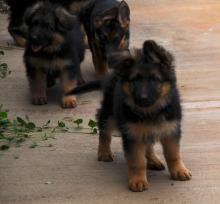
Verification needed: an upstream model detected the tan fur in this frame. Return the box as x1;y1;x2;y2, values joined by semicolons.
29;72;47;105
62;95;77;108
126;120;178;142
122;82;132;97
29;57;72;70
11;33;26;47
119;35;129;49
92;49;108;77
61;74;78;108
69;0;90;13
98;118;116;162
146;144;165;170
44;33;65;53
61;76;77;94
161;82;171;97
161;136;192;180
125;142;148;192
124;82;171;115
81;25;89;49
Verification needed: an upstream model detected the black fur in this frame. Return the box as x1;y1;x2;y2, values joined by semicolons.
5;0;79;46
66;79;101;95
6;0;130;76
23;1;85;108
95;40;191;191
79;0;130;75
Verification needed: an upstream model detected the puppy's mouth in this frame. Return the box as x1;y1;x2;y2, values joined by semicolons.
31;45;44;53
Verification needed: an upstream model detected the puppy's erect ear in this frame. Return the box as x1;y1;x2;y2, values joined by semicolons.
95;7;118;28
24;2;43;26
143;40;174;68
55;7;77;30
108;50;134;76
118;1;130;28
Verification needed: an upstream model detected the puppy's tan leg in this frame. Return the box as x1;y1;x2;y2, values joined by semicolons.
11;33;26;47
161;136;192;181
91;46;108;77
146;143;165;171
29;72;47;105
125;141;148;192
98;119;115;162
61;72;77;109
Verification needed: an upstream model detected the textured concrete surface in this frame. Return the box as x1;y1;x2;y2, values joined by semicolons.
0;0;220;203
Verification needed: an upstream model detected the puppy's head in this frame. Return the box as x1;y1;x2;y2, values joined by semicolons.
24;1;77;53
109;40;176;110
94;1;130;53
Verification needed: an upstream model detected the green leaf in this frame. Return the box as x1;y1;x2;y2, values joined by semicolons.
88;119;97;128
0;111;7;118
74;118;83;128
92;128;98;134
17;117;27;126
26;122;36;130
58;121;65;128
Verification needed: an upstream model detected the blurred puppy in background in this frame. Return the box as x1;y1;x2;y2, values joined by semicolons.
24;1;85;108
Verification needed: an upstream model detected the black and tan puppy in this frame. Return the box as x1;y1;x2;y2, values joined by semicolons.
68;40;192;191
5;0;88;47
80;0;130;76
24;1;85;108
6;0;37;46
6;0;130;77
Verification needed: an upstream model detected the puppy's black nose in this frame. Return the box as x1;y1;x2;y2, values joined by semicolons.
140;94;148;101
31;35;37;40
30;35;39;44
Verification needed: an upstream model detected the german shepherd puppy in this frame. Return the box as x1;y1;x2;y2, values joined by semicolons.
80;0;130;76
6;0;37;46
67;40;192;191
6;0;130;76
5;0;88;47
24;1;85;108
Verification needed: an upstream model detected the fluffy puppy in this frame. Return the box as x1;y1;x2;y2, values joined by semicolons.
67;40;192;191
24;1;85;108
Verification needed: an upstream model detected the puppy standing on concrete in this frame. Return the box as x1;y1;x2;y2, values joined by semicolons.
79;0;130;76
67;40;192;191
24;1;85;108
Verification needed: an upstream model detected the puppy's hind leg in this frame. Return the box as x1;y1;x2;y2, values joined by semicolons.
60;67;78;108
97;117;115;162
146;143;165;171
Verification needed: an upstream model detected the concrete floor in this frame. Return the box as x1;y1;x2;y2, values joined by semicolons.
0;0;220;203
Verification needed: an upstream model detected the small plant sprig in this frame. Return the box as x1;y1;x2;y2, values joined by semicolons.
73;118;83;128
0;105;37;150
88;119;98;134
0;51;11;79
0;104;100;151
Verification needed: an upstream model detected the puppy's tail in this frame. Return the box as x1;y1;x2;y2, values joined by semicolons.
66;80;101;95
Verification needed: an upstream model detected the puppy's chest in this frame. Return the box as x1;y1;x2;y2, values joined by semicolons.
29;56;72;71
125;120;178;142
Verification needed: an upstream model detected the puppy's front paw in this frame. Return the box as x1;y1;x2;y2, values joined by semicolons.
128;177;148;192
98;149;114;162
170;165;192;181
62;95;77;108
31;96;47;105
